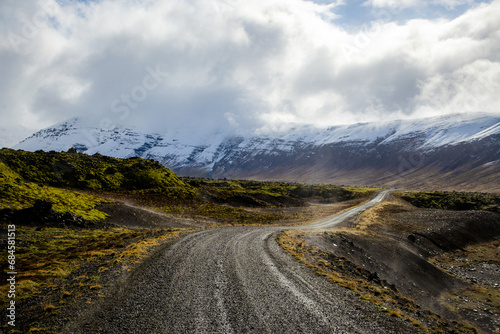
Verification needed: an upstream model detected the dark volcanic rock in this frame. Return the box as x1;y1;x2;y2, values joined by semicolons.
0;200;103;228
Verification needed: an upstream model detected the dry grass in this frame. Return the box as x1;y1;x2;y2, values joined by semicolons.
0;225;190;308
431;238;500;267
0;223;193;334
277;231;430;329
432;238;500;318
43;304;56;312
277;196;487;334
351;195;416;235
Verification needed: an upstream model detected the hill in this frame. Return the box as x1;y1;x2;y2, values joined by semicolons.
0;148;377;225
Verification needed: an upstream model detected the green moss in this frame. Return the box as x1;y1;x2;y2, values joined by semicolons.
0;149;379;225
397;190;500;212
183;177;378;206
0;148;191;193
0;162;108;221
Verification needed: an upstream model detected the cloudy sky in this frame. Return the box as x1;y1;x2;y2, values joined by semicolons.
1;0;499;145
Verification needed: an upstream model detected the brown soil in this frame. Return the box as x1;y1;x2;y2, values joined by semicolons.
98;202;203;228
245;197;369;226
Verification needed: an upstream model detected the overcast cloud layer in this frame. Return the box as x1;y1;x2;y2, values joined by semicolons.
0;0;499;142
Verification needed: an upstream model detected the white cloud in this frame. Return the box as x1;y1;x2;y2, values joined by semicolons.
364;0;476;10
414;59;500;116
0;0;499;139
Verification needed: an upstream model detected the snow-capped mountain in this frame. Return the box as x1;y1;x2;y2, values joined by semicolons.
13;113;500;191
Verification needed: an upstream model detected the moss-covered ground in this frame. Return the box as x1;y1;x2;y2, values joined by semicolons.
1;148;377;225
397;190;500;212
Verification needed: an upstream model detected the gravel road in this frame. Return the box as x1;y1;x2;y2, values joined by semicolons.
66;190;419;333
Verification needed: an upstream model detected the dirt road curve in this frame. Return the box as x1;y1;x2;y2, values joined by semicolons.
67;190;418;333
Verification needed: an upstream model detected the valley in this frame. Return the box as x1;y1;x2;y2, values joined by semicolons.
0;149;499;333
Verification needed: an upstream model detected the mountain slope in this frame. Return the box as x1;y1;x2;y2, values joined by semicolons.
13;113;500;192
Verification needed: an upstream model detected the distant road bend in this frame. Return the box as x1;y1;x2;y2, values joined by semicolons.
70;190;416;333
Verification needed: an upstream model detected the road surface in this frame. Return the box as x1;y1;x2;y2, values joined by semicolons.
67;190;417;333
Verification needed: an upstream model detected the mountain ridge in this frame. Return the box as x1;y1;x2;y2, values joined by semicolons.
13;113;500;192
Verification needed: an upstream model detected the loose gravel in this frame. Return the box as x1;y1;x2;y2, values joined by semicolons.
65;191;419;333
